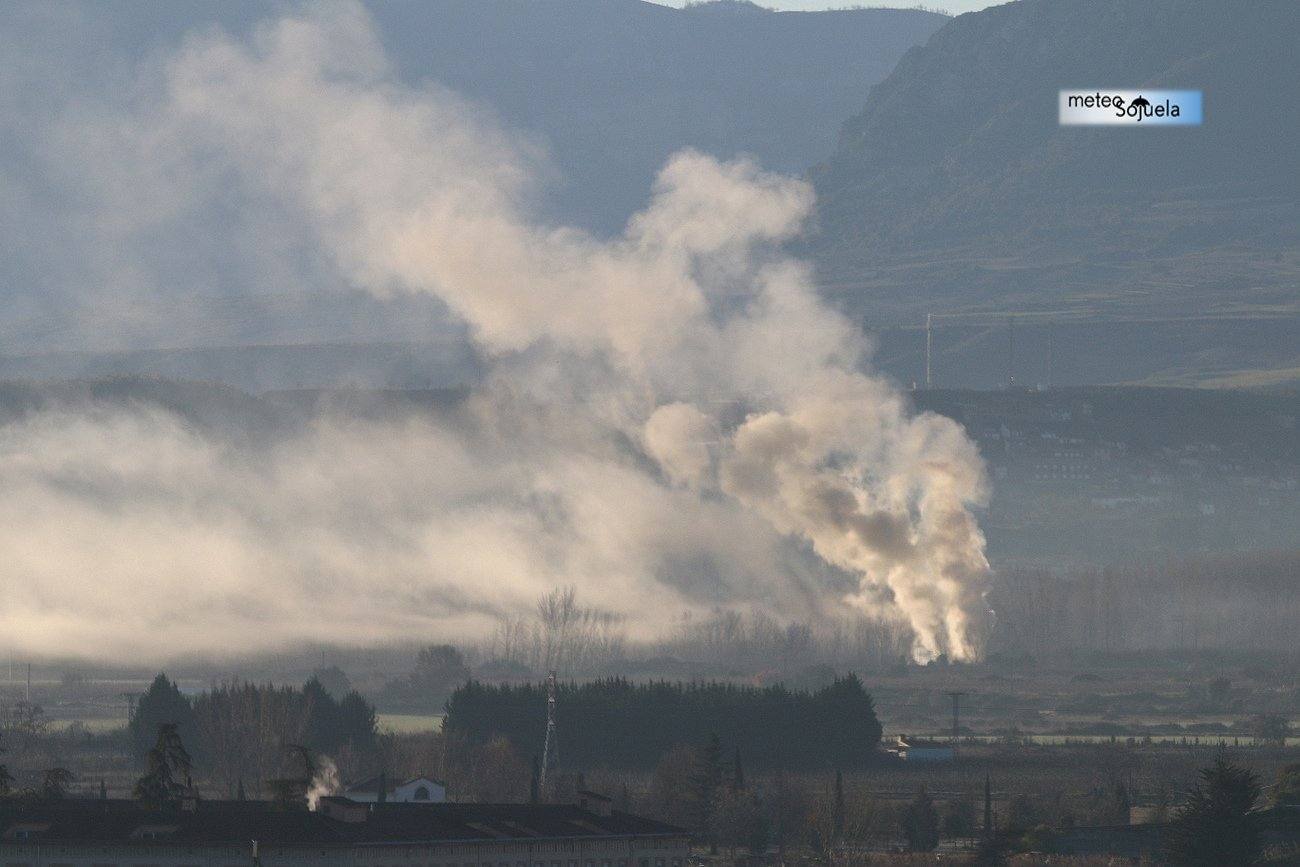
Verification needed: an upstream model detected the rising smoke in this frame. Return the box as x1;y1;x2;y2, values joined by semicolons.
0;3;990;663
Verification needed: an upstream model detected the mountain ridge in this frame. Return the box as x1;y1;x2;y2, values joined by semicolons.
807;0;1300;327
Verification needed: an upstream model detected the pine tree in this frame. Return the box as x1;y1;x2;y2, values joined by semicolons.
302;676;342;753
1166;754;1261;866
133;723;194;807
732;747;745;791
41;767;73;799
129;674;196;762
689;733;725;836
0;735;11;796
983;772;994;838
903;786;940;852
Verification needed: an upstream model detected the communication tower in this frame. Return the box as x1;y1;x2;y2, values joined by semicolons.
539;670;560;798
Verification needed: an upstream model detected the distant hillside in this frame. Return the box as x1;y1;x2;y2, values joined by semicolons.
809;0;1300;328
372;0;946;231
57;0;946;234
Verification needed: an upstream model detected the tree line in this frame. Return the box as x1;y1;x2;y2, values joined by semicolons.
128;673;378;798
444;674;882;770
989;550;1300;657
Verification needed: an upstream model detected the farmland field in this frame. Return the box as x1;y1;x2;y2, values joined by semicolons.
377;713;445;734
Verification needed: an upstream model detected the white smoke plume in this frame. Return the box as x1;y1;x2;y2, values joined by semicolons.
0;3;990;663
307;755;341;811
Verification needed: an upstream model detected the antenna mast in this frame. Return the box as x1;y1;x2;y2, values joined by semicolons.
539;670;560;799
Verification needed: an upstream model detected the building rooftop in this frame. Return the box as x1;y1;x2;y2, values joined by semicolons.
345;774;447;794
0;799;685;847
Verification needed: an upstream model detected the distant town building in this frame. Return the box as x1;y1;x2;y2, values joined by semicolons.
0;798;688;867
343;774;447;803
887;735;955;763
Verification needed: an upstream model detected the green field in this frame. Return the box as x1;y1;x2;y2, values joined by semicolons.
41;714;444;736
47;717;126;734
376;713;445;734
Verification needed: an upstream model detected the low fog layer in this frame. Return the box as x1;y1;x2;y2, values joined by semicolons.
0;4;991;663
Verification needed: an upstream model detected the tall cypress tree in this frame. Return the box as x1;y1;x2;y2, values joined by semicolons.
903;786;940;853
689;733;724;834
983;772;993;838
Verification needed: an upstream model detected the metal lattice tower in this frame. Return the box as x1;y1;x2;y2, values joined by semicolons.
539;670;559;798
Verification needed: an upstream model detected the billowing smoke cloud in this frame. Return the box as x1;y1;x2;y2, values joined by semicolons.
0;3;990;662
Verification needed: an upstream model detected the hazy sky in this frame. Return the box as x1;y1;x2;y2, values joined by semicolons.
653;0;1000;13
0;1;992;664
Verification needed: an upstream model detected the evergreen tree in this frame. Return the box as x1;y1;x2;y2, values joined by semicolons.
943;797;976;839
266;744;317;809
689;733;725;835
529;755;540;804
302;676;342;753
310;665;353;699
129;673;196;762
732;747;745;791
983;772;994;838
0;735;11;796
1276;763;1300;807
903;786;940;852
443;676;882;770
41;767;73;800
337;690;378;751
134;723;194;806
1166;754;1261;867
1111;780;1132;825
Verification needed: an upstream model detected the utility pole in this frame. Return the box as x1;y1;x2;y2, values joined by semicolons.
947;691;966;743
1045;325;1054;389
925;313;933;389
539;670;560;800
1006;315;1016;388
947;690;967;788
